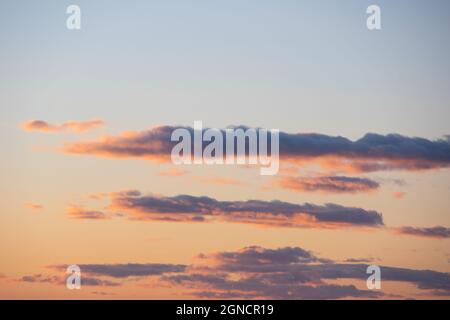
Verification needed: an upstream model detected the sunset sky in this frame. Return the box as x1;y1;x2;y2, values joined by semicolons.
1;0;450;299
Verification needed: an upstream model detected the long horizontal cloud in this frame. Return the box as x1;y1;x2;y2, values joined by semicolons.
51;263;187;278
19;246;450;299
275;176;380;194
164;246;450;299
19;263;187;288
19;274;120;287
394;226;450;239
62;125;450;172
71;190;384;228
21;119;104;133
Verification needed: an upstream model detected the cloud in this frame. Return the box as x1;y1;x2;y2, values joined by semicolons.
74;263;187;278
159;168;188;177
275;176;380;193
202;246;327;266
67;205;109;220
20;274;59;284
21;119;104;133
90;291;116;296
165;246;450;299
25;203;43;210
62;125;450;173
393;191;406;199
19;274;119;287
21;263;187;288
63;125;175;159
395;226;450;239
164;273;379;300
344;258;375;263
80;190;384;228
196;176;242;186
21;246;450;299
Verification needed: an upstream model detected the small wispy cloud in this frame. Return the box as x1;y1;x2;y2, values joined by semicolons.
19;274;119;287
394;226;450;239
67;205;109;220
393;191;407;199
25;203;43;210
158;168;188;177
21;119;104;134
274;176;379;194
50;263;187;278
196;176;242;186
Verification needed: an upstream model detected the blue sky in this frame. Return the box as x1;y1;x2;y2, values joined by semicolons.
1;0;450;139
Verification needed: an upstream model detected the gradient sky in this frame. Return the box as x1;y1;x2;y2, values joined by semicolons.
1;0;449;299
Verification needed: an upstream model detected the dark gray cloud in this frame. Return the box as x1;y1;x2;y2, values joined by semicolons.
396;226;450;239
19;274;119;287
20;274;59;284
344;258;375;263
206;246;325;266
163;246;450;299
56;263;187;278
163;272;379;299
276;176;380;193
63;125;450;172
103;191;384;228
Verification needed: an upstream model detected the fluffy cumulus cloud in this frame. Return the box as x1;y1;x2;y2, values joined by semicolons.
62;125;450;173
21;119;104;133
275;176;380;193
395;226;450;239
20;246;450;299
68;190;384;229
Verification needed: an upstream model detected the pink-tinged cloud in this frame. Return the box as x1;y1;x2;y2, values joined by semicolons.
275;176;380;194
70;190;384;229
67;205;109;220
394;226;450;239
21;119;104;133
61;125;450;173
25;203;43;210
393;191;407;199
158;168;188;177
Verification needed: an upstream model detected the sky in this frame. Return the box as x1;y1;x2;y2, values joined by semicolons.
0;0;450;299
